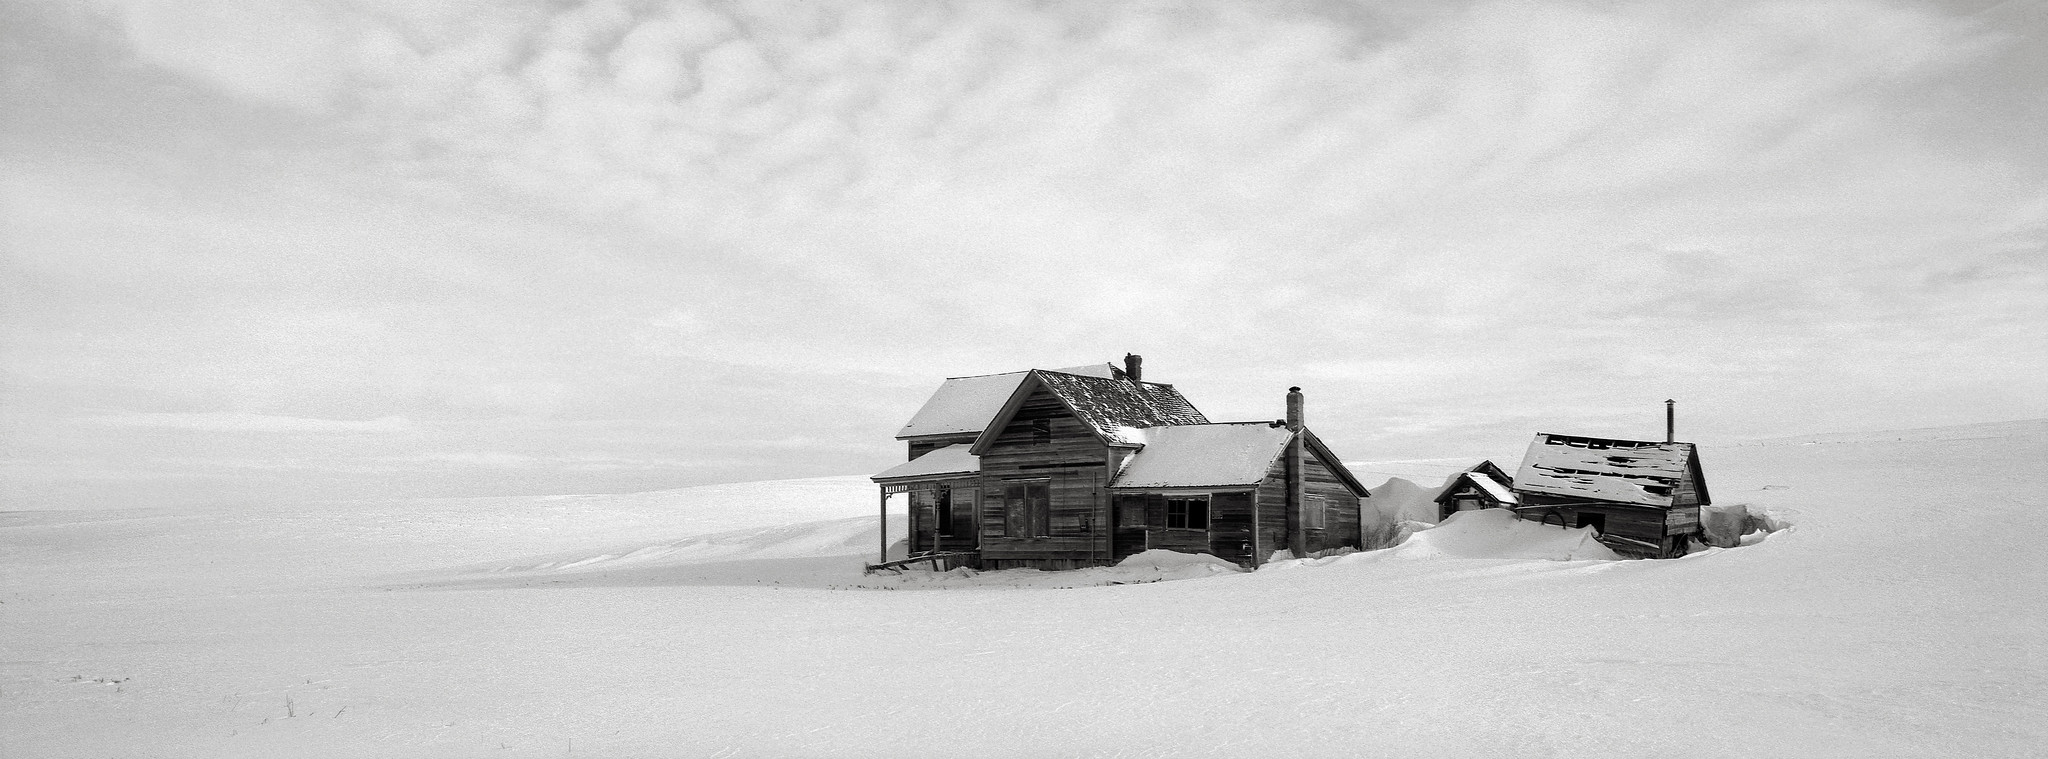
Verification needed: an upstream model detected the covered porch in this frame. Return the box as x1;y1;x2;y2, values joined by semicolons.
867;444;981;573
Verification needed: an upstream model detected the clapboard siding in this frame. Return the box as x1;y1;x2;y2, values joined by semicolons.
1206;492;1257;564
1515;492;1693;558
973;386;1114;568
1301;448;1362;553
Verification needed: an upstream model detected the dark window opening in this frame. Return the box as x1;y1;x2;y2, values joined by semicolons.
935;487;955;537
1029;418;1052;445
1166;496;1210;530
1575;512;1606;534
1003;481;1050;537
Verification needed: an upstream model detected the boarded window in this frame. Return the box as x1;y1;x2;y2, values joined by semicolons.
1004;481;1050;537
1116;495;1147;528
1165;496;1209;530
1305;494;1327;530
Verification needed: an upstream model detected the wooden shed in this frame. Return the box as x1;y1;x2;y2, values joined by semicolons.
870;356;1371;572
1509;433;1710;559
1433;460;1517;522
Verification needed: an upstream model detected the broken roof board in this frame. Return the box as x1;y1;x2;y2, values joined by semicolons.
894;364;1119;439
870;444;979;482
1514;434;1697;508
968;370;1209;455
1108;423;1295;489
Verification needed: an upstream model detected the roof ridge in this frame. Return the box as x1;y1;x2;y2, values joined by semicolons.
940;369;1031;381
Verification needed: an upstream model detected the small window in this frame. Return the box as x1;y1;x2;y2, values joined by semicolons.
1165;496;1209;530
1304;495;1327;530
1029;418;1052;445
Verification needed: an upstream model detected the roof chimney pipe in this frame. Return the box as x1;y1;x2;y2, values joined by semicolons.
1665;399;1675;444
1286;387;1304;431
1124;353;1143;383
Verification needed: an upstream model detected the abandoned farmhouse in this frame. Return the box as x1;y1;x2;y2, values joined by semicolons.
871;357;1712;570
870;355;1370;571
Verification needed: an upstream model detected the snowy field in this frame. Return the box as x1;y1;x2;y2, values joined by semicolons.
4;421;2044;758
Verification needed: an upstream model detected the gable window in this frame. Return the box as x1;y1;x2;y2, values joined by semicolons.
1003;480;1050;538
1304;494;1327;530
1165;496;1209;530
1029;418;1052;445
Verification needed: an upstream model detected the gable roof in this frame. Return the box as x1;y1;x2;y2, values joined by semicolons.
870;444;979;482
969;369;1209;454
1513;433;1706;508
894;364;1121;439
1433;461;1519;505
1107;423;1372;497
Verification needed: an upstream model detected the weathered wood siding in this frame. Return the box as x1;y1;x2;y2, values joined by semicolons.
1671;466;1702;507
976;386;1114;569
1254;442;1362;559
1206;492;1257;565
1513;492;1696;558
1302;447;1362;554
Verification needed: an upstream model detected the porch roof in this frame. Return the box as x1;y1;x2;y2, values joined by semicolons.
870;444;979;482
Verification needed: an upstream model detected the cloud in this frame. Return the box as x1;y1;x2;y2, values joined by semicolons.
5;0;2043;506
80;412;417;433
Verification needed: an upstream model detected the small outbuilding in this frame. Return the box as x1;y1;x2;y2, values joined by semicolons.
1433;460;1517;522
1509;433;1709;559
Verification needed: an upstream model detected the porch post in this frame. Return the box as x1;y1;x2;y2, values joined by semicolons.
878;487;888;565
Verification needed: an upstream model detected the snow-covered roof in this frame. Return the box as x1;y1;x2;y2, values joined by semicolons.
895;364;1120;439
1109;423;1295;489
870;444;979;482
1514;434;1698;508
1462;471;1519;504
1021;370;1208;445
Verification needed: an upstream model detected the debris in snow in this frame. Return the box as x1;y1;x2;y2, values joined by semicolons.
1701;502;1792;548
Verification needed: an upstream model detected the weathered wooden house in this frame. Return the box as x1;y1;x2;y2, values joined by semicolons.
871;356;1371;571
1509;433;1709;559
1433;460;1517;521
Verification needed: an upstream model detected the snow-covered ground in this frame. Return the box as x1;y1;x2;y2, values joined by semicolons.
3;420;2044;757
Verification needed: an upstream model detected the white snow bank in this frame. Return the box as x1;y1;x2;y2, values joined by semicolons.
1372;509;1621;561
1117;548;1243;571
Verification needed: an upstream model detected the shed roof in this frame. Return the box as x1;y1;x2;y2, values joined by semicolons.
1514;433;1704;508
870;444;979;482
1108;423;1294;488
894;364;1120;439
969;370;1209;454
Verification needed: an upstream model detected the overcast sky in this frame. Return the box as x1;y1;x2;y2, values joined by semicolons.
3;0;2044;509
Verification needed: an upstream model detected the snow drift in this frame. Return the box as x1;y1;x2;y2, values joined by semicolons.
1377;509;1622;561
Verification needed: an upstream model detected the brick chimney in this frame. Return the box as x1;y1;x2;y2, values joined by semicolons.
1124;353;1143;383
1286;386;1304;431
